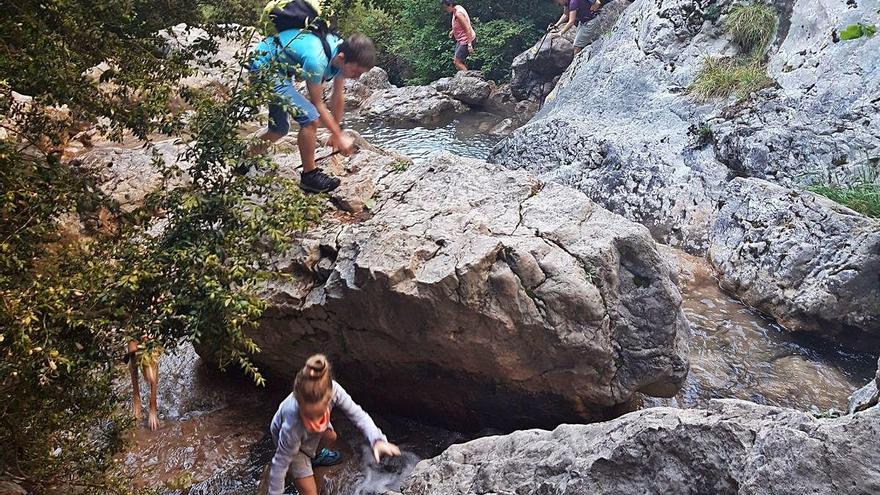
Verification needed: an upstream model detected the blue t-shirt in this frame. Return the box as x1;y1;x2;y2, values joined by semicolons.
252;29;342;84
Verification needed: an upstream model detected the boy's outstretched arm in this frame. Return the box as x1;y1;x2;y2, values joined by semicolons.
307;81;352;154
330;75;345;125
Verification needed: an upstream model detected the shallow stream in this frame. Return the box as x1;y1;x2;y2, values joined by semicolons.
120;112;877;494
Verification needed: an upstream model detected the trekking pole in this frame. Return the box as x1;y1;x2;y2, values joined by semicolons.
292;149;341;170
529;27;554;62
315;149;341;162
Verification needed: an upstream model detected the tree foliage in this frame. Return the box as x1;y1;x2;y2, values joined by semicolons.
1;1;321;492
336;0;557;84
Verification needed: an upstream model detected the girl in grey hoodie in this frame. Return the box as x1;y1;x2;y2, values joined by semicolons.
266;354;400;495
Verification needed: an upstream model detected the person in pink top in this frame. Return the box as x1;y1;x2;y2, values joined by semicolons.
441;0;476;71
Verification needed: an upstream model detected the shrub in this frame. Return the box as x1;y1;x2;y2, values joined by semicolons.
808;168;880;218
690;56;773;101
471;19;538;82
839;23;877;41
724;3;777;53
1;2;320;492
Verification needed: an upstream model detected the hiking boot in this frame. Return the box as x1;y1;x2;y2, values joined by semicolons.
300;168;340;194
312;448;343;467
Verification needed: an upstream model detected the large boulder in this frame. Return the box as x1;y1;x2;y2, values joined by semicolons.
492;0;880;252
344;66;394;108
708;178;880;337
239;151;689;431
359;85;469;124
509;30;574;101
404;399;880;494
430;70;492;106
491;0;880;342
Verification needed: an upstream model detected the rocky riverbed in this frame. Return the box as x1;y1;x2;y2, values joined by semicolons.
69;1;880;491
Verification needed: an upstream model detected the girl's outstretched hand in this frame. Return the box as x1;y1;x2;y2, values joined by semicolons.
373;440;401;463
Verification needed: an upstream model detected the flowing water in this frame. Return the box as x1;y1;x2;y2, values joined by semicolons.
120;112;877;494
346;113;506;164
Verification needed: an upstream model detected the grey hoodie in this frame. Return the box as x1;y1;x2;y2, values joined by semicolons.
267;380;386;494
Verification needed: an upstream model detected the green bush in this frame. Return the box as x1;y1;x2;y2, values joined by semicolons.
336;0;405;84
808;169;880;218
471;19;538;82
839;23;877;41
724;3;777;53
690;56;773;101
1;1;321;492
337;0;558;85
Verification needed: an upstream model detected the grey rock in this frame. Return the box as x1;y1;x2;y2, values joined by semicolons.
404;399;880;495
491;0;880;339
509;0;632;102
710;0;880;188
236;152;689;431
849;379;879;414
489;118;517;136
509;30;574;101
493;0;736;252
848;357;880;415
343;66;394;108
360;85;469;124
74;139;186;212
708;178;880;336
430;71;492;106
493;0;879;249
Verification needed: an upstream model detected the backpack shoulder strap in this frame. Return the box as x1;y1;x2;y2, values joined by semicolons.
306;20;336;61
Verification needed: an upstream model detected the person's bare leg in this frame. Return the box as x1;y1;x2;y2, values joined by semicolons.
127;340;142;423
293;476;319;495
247;128;285;158
453;57;467;71
317;429;337;451
298;121;318;173
143;357;160;431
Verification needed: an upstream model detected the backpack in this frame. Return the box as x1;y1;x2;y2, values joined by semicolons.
262;0;334;61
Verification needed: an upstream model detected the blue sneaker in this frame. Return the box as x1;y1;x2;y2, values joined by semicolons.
312;448;343;467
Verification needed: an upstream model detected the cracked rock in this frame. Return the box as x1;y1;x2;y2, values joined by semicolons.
242;152;689;431
708;177;880;337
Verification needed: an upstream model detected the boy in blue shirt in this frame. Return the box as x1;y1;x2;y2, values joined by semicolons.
249;31;376;193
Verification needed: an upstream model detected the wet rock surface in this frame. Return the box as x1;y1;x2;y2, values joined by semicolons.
708;178;880;337
404;399;880;495
224;150;690;431
849;357;880;414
